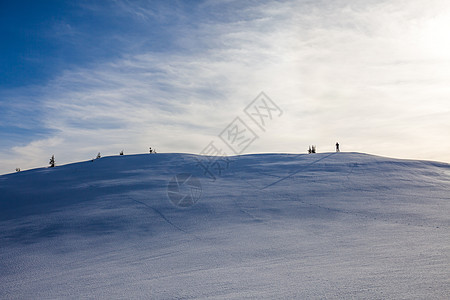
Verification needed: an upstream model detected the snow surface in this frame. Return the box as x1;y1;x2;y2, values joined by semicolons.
0;152;449;299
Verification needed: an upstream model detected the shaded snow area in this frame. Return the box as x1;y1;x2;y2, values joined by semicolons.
1;152;449;299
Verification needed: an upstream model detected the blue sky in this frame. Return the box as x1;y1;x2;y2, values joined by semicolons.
1;0;450;174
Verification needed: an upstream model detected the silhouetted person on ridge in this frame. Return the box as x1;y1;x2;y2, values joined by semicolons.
336;142;340;152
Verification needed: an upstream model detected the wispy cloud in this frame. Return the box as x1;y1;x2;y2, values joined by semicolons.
1;0;450;174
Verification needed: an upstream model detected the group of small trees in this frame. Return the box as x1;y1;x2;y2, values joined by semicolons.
90;152;102;162
308;145;316;154
16;143;342;172
15;143;343;172
32;147;155;170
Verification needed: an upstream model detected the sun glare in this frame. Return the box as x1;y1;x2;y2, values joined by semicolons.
420;12;450;58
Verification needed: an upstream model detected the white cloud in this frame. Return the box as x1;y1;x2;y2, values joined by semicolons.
1;0;450;174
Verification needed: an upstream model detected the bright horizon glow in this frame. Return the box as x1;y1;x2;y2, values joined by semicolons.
1;0;450;174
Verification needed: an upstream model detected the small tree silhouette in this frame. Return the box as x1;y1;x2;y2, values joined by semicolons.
49;155;55;168
119;150;124;155
96;152;101;159
308;146;312;154
311;145;316;153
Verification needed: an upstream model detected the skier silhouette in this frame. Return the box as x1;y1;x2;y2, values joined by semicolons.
336;142;340;152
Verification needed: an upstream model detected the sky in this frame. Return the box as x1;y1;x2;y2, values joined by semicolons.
0;0;449;174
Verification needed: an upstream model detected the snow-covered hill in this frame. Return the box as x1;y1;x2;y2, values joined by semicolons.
1;152;449;299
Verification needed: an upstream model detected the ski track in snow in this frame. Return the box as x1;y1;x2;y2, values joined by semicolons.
125;195;201;239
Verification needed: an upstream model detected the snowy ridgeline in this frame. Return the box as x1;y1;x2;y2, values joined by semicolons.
0;152;449;299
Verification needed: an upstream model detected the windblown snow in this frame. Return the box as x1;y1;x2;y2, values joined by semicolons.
0;152;449;299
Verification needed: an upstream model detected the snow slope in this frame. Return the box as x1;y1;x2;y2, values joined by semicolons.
0;152;449;299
